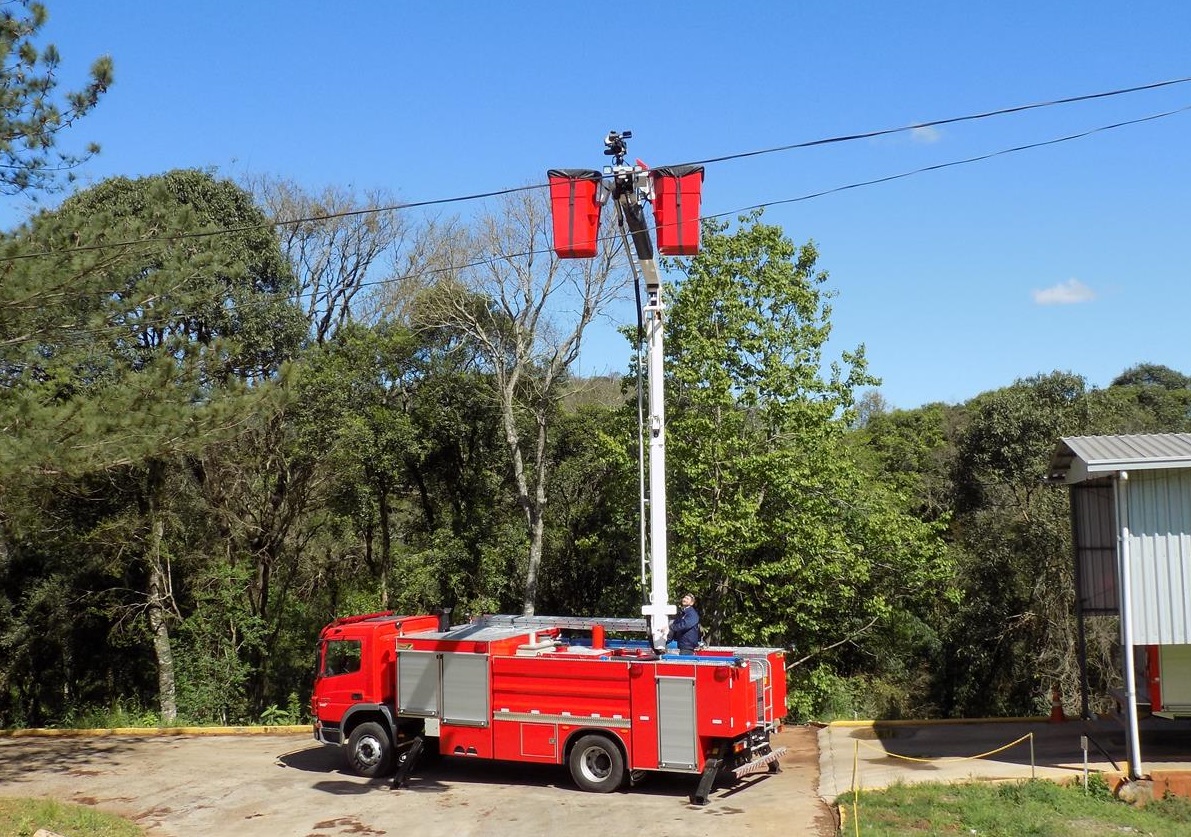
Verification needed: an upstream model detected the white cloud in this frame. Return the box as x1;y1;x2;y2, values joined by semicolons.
910;125;941;144
1032;278;1096;305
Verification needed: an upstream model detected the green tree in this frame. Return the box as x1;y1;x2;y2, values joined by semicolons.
856;401;963;523
0;170;301;723
1109;363;1191;391
1099;364;1191;433
285;315;518;622
0;1;112;195
537;403;640;617
663;212;950;715
940;372;1091;715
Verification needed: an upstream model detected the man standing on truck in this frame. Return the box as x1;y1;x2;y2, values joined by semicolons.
668;593;701;653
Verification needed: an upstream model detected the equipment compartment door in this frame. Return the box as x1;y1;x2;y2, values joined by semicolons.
441;652;490;726
657;677;697;769
520;722;558;759
397;651;440;717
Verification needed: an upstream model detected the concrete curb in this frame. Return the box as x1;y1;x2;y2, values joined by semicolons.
828;717;1049;728
0;725;311;738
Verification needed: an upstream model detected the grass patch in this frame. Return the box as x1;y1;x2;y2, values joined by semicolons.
0;797;144;836
837;779;1191;836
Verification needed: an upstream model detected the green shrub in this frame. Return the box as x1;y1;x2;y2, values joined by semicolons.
1084;771;1114;800
259;692;305;726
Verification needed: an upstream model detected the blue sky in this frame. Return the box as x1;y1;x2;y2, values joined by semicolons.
18;1;1191;409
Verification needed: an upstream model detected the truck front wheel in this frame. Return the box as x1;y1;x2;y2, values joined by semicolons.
346;722;392;777
568;734;625;793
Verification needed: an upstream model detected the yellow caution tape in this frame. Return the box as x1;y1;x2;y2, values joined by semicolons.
853;731;1034;763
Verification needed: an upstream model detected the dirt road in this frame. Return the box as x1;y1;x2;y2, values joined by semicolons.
0;726;833;836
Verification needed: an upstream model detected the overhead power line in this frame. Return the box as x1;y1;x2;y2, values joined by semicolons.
352;103;1191;291
721;104;1191;215
1;89;1189;350
3;101;1188;351
1;74;1188;266
680;74;1191;167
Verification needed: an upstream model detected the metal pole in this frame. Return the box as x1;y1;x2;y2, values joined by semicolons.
1071;487;1091;720
1081;734;1089;792
610;167;675;651
1115;470;1144;779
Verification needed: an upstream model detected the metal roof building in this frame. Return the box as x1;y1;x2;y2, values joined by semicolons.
1046;433;1191;778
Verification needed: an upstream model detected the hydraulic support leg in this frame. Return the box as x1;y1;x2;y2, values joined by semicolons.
690;741;731;805
391;736;425;789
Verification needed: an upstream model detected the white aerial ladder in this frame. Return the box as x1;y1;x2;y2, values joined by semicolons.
549;131;705;651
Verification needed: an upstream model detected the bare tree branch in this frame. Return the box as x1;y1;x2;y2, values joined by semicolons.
785;615;880;671
413;189;630;614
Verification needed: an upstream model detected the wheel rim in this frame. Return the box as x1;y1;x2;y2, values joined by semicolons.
579;745;613;783
354;734;383;768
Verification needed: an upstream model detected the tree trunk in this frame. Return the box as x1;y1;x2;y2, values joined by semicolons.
521;416;550;616
522;507;544;616
146;515;178;724
378;486;391;610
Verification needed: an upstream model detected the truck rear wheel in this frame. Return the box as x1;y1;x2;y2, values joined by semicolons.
568;734;625;793
346;721;392;777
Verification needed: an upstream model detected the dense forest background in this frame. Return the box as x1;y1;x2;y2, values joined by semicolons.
2;2;1190;729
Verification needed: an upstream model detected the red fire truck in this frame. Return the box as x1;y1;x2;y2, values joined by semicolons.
310;134;789;802
311;611;786;801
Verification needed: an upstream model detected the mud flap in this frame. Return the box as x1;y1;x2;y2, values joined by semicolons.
392;736;425;789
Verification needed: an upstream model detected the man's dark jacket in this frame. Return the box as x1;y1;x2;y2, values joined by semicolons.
669;606;701;650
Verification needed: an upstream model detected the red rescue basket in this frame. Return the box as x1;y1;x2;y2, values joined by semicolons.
650;165;704;256
547;169;604;258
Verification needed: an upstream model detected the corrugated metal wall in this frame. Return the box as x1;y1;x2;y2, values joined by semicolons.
1126;470;1191;645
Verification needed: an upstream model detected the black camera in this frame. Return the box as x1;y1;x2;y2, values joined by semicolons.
603;130;632;161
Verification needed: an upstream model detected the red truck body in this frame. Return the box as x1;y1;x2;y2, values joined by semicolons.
311;612;786;798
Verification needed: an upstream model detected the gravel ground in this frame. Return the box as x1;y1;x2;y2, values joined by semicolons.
0;726;833;837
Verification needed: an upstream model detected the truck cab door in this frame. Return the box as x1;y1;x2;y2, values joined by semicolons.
315;638;368;725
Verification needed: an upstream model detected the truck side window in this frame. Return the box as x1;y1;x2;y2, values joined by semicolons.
321;639;362;677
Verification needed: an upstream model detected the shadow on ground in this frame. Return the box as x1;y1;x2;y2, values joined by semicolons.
864;718;1191;772
281;743;775;804
0;736;142;784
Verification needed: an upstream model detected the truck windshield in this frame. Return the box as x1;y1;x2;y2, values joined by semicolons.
320;639;362;677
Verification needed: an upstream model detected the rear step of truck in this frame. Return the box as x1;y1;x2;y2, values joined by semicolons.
690;743;787;805
733;745;787;778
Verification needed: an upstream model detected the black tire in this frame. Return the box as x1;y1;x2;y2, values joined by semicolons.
568;734;625;793
346;721;392;777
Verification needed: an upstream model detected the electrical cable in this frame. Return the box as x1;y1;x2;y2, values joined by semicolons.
1;74;1188;266
680;75;1191;167
353;102;1191;289
0;182;545;264
715;104;1191;216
